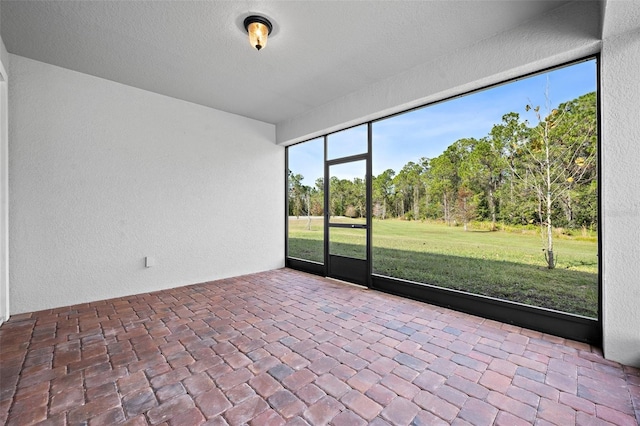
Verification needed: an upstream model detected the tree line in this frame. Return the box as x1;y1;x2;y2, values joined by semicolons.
289;91;597;268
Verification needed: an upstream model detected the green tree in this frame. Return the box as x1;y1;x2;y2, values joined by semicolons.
394;161;425;220
455;186;477;231
513;89;597;268
460;137;506;230
288;171;305;218
429;143;464;225
373;169;395;219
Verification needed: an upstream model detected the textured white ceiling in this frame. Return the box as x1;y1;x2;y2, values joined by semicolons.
1;1;574;124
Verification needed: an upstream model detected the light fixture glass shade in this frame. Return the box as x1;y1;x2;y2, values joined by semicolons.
247;22;268;50
244;16;272;51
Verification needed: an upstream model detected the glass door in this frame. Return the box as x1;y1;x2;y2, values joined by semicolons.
326;156;369;286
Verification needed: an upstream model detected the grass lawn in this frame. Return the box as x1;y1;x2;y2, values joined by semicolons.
288;217;598;318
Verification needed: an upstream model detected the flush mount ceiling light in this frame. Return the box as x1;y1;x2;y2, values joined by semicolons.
243;15;273;51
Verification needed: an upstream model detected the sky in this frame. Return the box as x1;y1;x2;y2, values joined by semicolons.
288;58;597;185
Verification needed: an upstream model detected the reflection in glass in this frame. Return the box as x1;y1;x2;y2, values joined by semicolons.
287;138;324;263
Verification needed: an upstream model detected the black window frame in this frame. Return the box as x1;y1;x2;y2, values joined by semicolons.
285;54;602;345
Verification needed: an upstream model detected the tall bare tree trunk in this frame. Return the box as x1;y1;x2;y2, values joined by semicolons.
306;194;311;230
443;194;449;225
544;121;555;269
488;186;497;231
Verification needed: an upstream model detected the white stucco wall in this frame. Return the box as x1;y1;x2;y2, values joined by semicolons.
0;1;9;70
0;0;9;323
601;27;640;367
8;54;284;314
0;37;7;324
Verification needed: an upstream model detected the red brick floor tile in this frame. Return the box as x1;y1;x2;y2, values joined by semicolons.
248;355;280;374
225;383;256;404
486;391;537;423
301;394;343;424
575;411;615;426
459;397;499;425
88;406;126;425
537;397;577;425
223;352;251;369
331;409;367;426
147;394;195;424
167;407;206;426
347;369;381;393
434;384;469;408
380;373;420;399
215;367;252;391
545;369;577;393
366;383;397;406
117;371;149;396
559;391;596;415
494;410;533;426
49;387;85;414
412;409;450;426
281;352;310;370
268;389;306;419
413;369;447;392
595;404;638;425
6;404;47;425
0;269;638;426
428;357;458;376
341;389;383;421
267;363;295;381
314;374;351;399
195;388;232;419
488;358;518;377
329;363;357;380
249;372;282;398
183;372;215;396
392;364;420;382
513;375;560;401
479;369;512;393
454;364;482;382
249;409;285;426
414;390;460;422
150;366;191;389
155;382;187;403
67;393;121;424
446;375;490;399
122;388;159;417
380;396;420;425
223;395;269;425
281;368;316;392
296;383;326;405
368;357;399;376
280;415;309;425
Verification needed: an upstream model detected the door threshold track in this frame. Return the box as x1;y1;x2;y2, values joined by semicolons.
326;277;368;289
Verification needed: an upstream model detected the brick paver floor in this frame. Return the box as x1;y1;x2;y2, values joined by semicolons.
1;268;638;425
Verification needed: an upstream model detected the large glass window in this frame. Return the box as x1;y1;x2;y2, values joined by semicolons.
287;138;324;263
327;125;368;160
372;59;598;318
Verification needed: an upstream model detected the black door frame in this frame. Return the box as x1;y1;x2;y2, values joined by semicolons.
324;148;371;287
323;123;373;287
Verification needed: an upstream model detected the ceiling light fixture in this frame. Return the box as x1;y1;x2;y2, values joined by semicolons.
243;15;273;51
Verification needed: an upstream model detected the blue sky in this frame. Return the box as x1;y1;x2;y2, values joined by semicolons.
289;59;597;185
